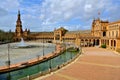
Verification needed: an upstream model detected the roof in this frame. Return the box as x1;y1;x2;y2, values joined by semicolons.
66;30;91;34
108;20;120;25
56;27;68;31
101;21;109;23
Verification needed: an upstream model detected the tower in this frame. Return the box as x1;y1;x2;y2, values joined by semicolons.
15;10;23;37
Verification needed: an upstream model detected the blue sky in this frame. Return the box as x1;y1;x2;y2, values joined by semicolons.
0;0;120;32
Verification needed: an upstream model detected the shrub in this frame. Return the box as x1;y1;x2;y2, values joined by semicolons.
101;44;106;48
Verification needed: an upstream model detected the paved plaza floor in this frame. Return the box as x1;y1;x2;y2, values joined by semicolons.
34;47;120;80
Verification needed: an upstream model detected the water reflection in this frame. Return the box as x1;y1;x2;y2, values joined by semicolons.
0;50;80;80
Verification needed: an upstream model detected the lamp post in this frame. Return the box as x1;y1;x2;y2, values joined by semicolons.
42;4;47;57
6;31;11;80
49;59;52;72
64;42;66;63
43;37;45;57
7;72;11;80
36;55;40;73
7;43;11;68
37;55;40;61
80;43;82;54
6;31;11;69
5;43;11;80
71;51;72;59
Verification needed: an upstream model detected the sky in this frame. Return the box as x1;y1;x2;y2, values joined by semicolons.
0;0;120;32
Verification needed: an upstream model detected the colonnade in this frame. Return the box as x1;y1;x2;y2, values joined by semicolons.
101;39;116;50
80;39;99;47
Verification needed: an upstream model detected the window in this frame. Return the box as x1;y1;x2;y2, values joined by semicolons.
109;32;110;37
116;31;118;37
103;31;106;37
112;31;114;37
103;27;106;30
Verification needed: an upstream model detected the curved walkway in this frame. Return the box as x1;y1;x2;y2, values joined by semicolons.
34;47;120;80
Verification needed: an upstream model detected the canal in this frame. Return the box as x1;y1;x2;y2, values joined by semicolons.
0;50;80;80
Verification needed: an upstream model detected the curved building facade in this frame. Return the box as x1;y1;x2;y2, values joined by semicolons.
14;11;120;51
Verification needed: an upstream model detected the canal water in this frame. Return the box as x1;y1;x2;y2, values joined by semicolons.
0;51;79;80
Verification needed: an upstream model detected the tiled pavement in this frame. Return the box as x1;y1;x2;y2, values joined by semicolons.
34;47;120;80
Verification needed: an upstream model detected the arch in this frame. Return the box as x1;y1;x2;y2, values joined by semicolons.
55;35;60;40
85;39;88;41
107;40;109;45
90;39;94;47
81;39;84;42
96;39;99;45
111;40;113;46
80;39;84;47
101;39;103;44
114;40;116;47
93;39;95;46
16;38;18;41
103;31;106;37
85;39;88;47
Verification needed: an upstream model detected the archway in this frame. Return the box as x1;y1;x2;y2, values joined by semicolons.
96;39;99;45
111;40;113;46
93;39;99;46
114;40;116;47
103;31;106;37
80;39;84;47
85;39;88;47
107;40;109;45
93;39;95;46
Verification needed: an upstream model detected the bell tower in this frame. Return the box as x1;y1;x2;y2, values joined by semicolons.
15;10;23;37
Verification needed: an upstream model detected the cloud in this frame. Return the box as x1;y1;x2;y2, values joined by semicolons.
37;0;120;31
39;0;111;24
106;3;120;21
0;7;8;16
0;0;20;31
84;4;92;13
0;14;16;31
0;0;120;32
0;0;20;11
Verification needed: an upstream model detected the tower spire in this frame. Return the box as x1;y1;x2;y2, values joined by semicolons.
15;10;23;38
98;11;100;19
16;10;22;26
17;10;21;21
18;9;20;14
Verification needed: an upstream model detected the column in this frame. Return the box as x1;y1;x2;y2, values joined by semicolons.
112;40;114;50
83;39;85;47
88;39;90;47
108;40;110;49
99;39;101;46
95;39;96;46
91;39;94;47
